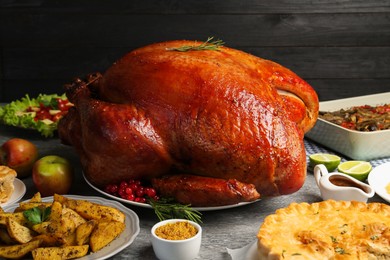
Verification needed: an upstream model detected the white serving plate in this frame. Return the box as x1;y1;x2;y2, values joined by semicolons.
368;162;390;203
3;195;140;260
305;92;390;160
83;172;260;211
0;178;26;207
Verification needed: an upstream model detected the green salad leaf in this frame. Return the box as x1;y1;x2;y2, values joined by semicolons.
0;93;68;137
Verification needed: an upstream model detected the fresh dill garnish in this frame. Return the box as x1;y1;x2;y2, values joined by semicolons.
167;37;224;52
148;197;202;223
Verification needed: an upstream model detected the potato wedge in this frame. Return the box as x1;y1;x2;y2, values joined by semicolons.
47;214;76;241
49;201;63;221
32;234;61;247
14;202;51;212
90;220;125;252
45;201;68;240
54;194;125;223
45;202;86;245
6;217;36;243
29;192;42;203
62;231;77;246
0;211;27;225
32;221;50;234
0;239;41;259
62;207;86;227
75;220;96;246
32;245;89;260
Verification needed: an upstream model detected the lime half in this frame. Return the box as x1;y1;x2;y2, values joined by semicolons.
337;161;372;181
309;153;341;172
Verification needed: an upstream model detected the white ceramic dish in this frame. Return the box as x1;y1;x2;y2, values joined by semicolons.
151;219;202;260
314;164;374;202
3;195;140;260
83;173;260;211
305;92;390;160
368;162;390;203
0;178;26;207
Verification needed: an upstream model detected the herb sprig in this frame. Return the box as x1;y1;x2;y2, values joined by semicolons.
23;206;51;225
148;197;202;223
168;37;224;52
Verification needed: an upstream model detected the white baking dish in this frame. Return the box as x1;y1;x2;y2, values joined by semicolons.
305;92;390;160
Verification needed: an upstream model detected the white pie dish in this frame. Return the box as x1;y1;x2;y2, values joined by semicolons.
305;92;390;160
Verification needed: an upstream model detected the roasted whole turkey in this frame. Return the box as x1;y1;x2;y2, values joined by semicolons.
58;40;319;206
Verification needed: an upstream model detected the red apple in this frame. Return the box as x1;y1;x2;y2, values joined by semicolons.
0;138;38;178
32;155;73;196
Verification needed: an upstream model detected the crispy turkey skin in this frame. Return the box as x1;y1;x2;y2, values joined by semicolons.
59;40;319;206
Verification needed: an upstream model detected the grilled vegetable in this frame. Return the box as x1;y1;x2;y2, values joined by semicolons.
319;104;390;131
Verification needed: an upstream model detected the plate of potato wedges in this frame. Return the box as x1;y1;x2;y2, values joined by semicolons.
0;193;140;259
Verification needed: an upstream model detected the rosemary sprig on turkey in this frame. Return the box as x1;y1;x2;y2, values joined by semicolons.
148;197;202;223
167;37;224;52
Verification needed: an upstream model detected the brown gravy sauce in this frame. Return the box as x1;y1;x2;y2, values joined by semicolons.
329;176;367;192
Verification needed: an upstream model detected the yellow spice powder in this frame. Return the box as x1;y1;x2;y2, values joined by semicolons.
386;182;390;195
155;221;198;240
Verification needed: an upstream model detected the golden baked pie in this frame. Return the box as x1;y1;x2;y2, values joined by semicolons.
0;166;16;203
257;200;390;259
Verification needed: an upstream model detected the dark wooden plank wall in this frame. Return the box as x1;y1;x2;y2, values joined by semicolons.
1;0;389;102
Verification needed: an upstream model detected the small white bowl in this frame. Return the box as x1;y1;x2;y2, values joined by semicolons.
151;219;202;260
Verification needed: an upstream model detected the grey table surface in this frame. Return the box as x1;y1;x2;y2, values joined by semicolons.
0;124;389;260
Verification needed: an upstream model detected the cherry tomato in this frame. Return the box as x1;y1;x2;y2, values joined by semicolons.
57;98;71;112
35;109;51;121
51;112;63;122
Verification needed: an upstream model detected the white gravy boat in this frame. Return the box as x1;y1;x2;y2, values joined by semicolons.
314;164;375;202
